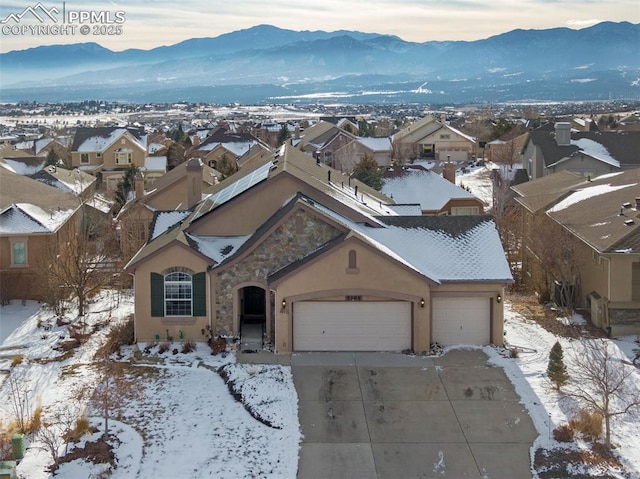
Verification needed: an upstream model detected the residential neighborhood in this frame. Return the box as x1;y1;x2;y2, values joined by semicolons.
1;101;640;478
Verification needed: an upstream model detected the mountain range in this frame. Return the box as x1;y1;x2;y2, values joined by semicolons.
1;22;638;104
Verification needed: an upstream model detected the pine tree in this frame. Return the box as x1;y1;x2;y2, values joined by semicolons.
547;341;569;391
351;154;383;191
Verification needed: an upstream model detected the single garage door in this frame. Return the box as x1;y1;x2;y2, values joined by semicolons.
293;301;411;351
432;297;490;345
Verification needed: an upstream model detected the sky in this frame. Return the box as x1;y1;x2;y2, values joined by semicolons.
0;0;638;53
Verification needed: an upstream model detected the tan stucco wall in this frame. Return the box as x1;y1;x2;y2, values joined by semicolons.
546;156;617;178
0;210;81;301
131;243;213;343
273;240;432;353
608;254;640;303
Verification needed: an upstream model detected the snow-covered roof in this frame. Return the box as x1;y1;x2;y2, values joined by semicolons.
144;156;167;172
382;168;476;211
386;204;423;215
445;124;476;143
150;210;192;241
548;183;636;212
186;234;251;263
148;143;165;154
1;157;45;175
303;197;510;283
76;129;146;153
570;138;620;168
0;203;75;234
357;137;392;152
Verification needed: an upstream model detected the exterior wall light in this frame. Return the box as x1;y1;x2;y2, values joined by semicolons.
496;294;502;303
281;299;287;311
420;298;425;308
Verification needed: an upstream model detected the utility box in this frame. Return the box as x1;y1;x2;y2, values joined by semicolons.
11;434;24;461
0;461;16;479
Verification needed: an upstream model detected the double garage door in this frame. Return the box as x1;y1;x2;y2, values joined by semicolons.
293;301;411;351
432;297;490;345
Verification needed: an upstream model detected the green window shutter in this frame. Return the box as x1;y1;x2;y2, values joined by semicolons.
150;272;164;317
192;272;207;316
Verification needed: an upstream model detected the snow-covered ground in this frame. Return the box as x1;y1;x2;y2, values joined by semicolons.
0;292;300;479
490;302;640;477
456;163;494;210
1;293;639;478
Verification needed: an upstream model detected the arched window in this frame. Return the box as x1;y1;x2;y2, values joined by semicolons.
165;271;192;316
151;268;206;318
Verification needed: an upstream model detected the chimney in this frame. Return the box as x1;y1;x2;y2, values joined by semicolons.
440;112;447;123
192;134;200;147
134;170;144;199
554;122;572;146
636;197;640;209
443;158;455;184
294;124;300;140
186;157;203;208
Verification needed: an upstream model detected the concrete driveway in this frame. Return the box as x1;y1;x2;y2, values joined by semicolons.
292;349;537;479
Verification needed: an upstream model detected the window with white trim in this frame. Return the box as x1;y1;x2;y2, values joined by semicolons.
164;271;192;316
80;153;89;163
115;151;132;164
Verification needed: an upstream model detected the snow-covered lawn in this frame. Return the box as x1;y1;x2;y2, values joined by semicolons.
0;291;300;479
488;300;640;478
2;291;639;478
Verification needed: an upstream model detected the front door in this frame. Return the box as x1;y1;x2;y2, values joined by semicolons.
240;286;266;352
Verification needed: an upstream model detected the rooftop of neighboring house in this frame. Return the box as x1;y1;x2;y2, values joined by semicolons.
382;164;479;212
195;129;262;152
71;126;147;152
514;168;640;254
356;137;392;152
29;165;96;195
0;167;79;235
0;156;46;175
527;122;640;169
13;138;54;155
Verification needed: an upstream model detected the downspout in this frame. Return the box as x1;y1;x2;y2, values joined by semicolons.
602;256;611;301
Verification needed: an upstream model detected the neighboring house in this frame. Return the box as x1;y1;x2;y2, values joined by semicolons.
334;137;393;171
116;158;219;261
70;126;150;191
125;145;511;353
512;169;640;336
190;129;271;170
320;116;360;133
299;121;392;171
522;122;640;180
382;165;485;216
0;168;81;302
485;132;530;166
13;137;71;164
392;115;477;162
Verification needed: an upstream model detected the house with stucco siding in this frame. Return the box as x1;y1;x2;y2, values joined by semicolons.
125;145;511;354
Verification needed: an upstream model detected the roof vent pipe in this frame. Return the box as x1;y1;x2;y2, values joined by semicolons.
327;170;331;183
354;185;358;197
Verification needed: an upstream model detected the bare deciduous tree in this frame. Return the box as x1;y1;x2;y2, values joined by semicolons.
91;354;142;438
568;339;640;447
39;209;119;318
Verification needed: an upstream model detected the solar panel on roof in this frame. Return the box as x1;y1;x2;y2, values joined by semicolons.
205;161;274;210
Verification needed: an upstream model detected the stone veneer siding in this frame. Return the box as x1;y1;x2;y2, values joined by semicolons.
215;210;342;335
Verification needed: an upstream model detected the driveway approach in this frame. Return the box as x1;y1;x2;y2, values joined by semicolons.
292;349;537;479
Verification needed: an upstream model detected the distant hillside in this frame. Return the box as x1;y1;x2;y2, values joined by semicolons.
1;22;638;104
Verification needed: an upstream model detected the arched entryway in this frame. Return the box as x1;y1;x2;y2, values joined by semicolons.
239;285;266;352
